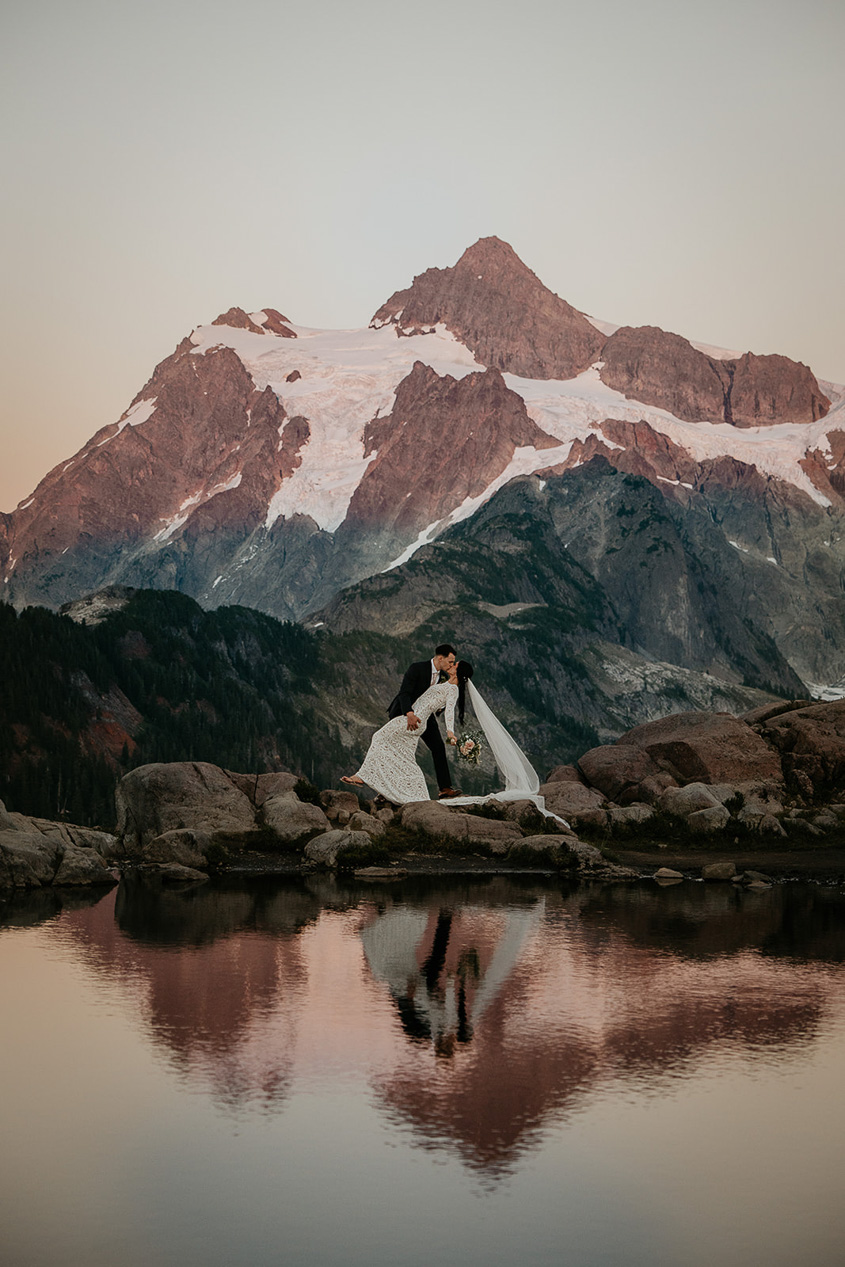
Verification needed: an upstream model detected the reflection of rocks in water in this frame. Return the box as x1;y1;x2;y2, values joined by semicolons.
58;878;324;1111
32;875;845;1178
0;884;109;930
364;883;837;1178
572;880;845;963
115;874;322;945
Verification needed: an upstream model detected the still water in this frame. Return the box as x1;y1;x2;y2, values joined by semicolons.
2;873;844;1267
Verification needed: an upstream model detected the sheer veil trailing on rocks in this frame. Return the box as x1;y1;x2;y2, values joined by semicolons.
466;680;539;797
447;681;567;827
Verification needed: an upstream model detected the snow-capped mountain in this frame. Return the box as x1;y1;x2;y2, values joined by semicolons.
2;237;844;691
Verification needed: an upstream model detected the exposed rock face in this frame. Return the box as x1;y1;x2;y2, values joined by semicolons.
0;800;117;892
304;829;371;866
759;700;845;795
5;339;294;609
577;744;661;804
600;326;730;423
116;762;257;854
617;712;784;785
262;794;331;844
344;362;558;540
371;236;605;379
729;352;830;426
599;326;829;426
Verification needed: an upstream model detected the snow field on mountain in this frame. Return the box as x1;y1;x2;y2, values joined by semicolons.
190;321;483;532
188;318;845;553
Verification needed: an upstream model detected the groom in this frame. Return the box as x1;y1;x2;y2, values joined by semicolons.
388;643;461;799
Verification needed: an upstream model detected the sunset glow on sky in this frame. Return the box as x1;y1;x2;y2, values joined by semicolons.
1;0;842;512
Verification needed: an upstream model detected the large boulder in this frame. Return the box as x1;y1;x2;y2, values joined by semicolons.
0;828;62;890
320;789;363;822
759;700;845;796
262;795;330;844
116;762;256;854
142;829;209;868
538;781;608;827
577;744;660;803
399;801;523;852
304;829;372;867
0;808;118;891
347;811;386;838
224;770;299;807
52;844;117;886
659;783;722;818
617;712;783;786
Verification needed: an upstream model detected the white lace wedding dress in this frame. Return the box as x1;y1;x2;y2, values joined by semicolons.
354;682;457;804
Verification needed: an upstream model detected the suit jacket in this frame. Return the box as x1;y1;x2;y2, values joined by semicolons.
388;660;438;719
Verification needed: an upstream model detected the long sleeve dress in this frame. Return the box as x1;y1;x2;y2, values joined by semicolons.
354;682;458;804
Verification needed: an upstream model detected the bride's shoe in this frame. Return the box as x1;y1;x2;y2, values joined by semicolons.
340;775;365;786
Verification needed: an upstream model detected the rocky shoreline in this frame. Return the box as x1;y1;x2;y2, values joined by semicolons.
5;699;845;895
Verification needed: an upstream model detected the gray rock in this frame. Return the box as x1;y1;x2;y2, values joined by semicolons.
687;805;731;833
758;813;787;837
741;869;774;885
702;861;737;881
348;811;386;838
399;801;523;852
659;783;721;818
812;813;838;830
608;803;655;827
142;829;209;868
52;845;118;887
225;770;300;807
654;867;684;880
263;795;331;844
0;798;21;832
538;781;608;827
320;789;362;821
737;791;786;825
158;864;209;883
502;799;547;833
399;800;468;840
116;761;256;853
304;829;372;867
637;772;679;804
463;815;524;854
577;743;659;802
0;829;63;889
544;764;585;783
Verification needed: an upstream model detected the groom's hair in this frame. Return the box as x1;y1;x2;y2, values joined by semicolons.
434;643;456;657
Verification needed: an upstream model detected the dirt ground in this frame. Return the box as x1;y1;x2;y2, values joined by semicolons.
610;842;845;881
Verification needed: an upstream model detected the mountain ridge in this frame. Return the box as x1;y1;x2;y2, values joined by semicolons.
2;237;844;695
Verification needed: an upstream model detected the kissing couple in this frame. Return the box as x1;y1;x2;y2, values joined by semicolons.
341;642;547;811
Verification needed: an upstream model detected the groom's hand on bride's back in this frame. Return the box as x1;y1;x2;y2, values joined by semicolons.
406;711;421;730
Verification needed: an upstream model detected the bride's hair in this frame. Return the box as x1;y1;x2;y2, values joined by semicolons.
456;660;474;724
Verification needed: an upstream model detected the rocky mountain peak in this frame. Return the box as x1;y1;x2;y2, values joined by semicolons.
600;326;830;428
370;237;605;380
212;307;266;334
209;306;296;338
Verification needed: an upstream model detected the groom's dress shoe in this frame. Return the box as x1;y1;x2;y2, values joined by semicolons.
438;787;462;799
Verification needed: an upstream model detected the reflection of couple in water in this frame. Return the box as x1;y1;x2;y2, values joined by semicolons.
342;641;547;812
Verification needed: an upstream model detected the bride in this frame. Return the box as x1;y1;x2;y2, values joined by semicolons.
342;660;557;819
341;660;465;804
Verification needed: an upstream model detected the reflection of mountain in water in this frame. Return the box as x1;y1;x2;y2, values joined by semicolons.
37;876;845;1173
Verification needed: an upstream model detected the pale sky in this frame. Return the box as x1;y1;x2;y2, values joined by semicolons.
1;0;842;512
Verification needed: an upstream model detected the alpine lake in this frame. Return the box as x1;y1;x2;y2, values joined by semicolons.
2;871;844;1267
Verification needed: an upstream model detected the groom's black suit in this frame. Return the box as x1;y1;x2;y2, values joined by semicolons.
388;660;451;791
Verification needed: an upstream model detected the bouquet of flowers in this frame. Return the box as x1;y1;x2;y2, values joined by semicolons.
454;728;484;765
